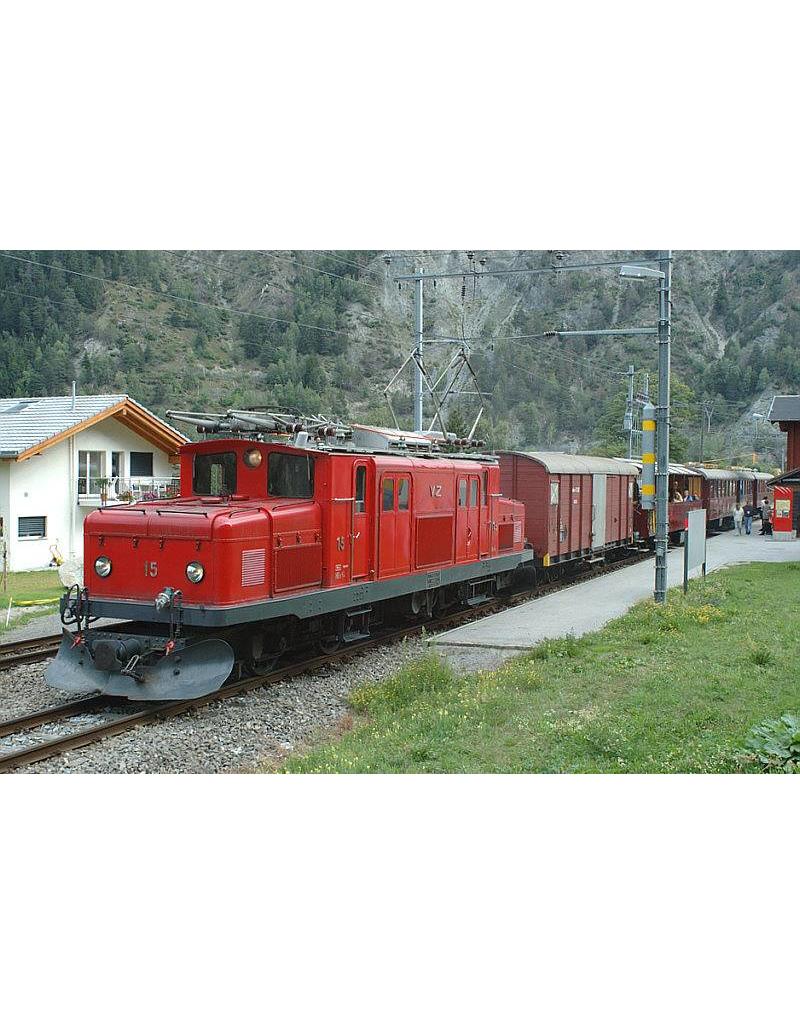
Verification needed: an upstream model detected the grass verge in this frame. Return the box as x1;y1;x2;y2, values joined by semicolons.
0;571;63;636
283;563;800;773
1;570;63;603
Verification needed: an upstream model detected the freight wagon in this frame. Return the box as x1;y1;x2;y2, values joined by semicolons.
498;452;637;570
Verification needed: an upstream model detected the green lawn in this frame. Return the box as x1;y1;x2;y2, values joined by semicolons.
1;570;64;604
283;563;800;773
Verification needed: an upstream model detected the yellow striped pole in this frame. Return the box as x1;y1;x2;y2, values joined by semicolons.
641;402;656;509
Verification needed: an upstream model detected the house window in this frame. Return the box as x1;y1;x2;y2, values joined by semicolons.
78;450;104;495
130;451;154;477
111;451;123;478
18;516;46;539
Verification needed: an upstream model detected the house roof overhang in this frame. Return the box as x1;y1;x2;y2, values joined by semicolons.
10;398;187;462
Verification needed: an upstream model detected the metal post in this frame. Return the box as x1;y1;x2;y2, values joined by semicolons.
413;269;424;432
654;250;672;603
625;364;635;459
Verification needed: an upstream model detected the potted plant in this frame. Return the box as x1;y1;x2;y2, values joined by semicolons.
97;477;111;504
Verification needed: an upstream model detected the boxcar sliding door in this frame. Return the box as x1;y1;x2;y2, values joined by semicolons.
592;474;607;550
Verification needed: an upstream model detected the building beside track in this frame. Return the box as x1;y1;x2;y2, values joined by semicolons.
0;393;186;571
768;395;800;533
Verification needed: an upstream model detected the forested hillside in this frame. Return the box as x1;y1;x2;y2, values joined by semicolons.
1;249;797;467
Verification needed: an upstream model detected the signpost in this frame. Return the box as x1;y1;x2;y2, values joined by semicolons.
683;509;707;594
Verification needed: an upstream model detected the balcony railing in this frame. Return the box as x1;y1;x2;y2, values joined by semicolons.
77;477;180;505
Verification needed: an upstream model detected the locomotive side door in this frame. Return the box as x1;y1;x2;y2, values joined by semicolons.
479;468;490;557
467;475;480;560
351;462;369;580
455;475;480;562
378;476;396;576
378;474;411;577
395;475;411;575
456;476;468;561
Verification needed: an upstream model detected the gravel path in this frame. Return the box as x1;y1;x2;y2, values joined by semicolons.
1;610;124;642
0;637;426;774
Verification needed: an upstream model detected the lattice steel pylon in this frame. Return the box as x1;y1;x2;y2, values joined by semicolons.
383;337;486;441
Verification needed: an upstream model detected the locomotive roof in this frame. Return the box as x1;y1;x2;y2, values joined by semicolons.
323;446;498;463
503;451;637;475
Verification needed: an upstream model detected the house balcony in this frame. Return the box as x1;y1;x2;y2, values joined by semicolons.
77;477;180;506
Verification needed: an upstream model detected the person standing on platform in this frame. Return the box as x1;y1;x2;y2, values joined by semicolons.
760;498;772;535
733;502;744;535
744;503;753;536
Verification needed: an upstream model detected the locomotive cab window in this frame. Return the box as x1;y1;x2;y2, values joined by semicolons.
398;478;409;511
193;451;237;496
382;478;394;512
267;452;315;499
355;466;367;512
458;478;467;507
469;479;479;507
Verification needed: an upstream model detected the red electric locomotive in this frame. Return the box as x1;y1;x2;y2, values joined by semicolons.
49;418;531;700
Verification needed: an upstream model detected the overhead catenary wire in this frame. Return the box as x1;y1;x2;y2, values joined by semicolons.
0;251;353;339
431;332;632;377
254;250;385;293
313;250;386;279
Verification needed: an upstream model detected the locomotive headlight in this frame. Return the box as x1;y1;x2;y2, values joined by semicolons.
94;555;112;578
243;448;263;468
185;561;205;584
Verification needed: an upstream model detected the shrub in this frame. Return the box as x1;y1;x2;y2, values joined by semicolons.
741;713;800;772
529;635;580;661
747;643;775;668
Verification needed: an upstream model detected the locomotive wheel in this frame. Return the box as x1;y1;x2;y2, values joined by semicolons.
318;635;342;655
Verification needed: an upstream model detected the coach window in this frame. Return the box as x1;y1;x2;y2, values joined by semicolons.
550;480;560;505
382;478;395;512
268;452;315;499
194;451;237;496
398;478;409;511
355;466;367;513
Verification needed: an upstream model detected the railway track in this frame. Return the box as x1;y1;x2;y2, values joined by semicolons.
0;633;63;670
0;548;653;773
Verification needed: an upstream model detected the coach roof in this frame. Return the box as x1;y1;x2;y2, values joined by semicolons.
502;451;638;475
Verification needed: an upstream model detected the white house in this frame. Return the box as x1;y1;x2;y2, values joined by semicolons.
0;393;188;572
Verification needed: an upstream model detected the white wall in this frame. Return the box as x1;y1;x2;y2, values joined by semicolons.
0;461;10;575
6;418;177;572
8;442;70;572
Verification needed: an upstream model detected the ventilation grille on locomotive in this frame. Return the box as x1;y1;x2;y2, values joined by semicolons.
241;549;266;587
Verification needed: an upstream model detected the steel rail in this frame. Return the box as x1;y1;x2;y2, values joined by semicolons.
0;634;63;669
